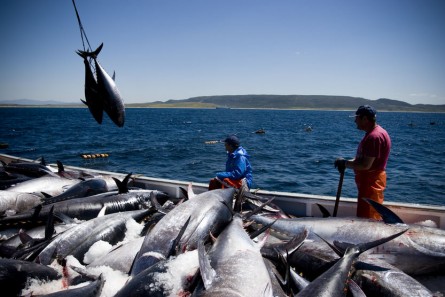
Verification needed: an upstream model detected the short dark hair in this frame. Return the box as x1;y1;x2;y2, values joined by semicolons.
354;105;376;121
224;135;240;147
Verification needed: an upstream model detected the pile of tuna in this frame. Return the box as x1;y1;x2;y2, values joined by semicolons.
1;158;445;297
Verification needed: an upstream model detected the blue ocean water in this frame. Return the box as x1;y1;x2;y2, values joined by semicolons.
1;107;444;206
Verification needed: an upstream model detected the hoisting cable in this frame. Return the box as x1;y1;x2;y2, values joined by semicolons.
72;0;92;53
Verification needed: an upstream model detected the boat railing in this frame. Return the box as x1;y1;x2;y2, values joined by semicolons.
1;153;444;229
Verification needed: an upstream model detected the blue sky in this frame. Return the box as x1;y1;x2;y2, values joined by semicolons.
0;0;444;105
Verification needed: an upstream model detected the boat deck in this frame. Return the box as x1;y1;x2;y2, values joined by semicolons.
1;153;444;229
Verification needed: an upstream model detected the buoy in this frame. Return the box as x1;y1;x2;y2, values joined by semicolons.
80;153;109;159
205;140;220;144
0;143;9;149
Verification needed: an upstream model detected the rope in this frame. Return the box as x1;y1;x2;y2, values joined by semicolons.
72;0;92;53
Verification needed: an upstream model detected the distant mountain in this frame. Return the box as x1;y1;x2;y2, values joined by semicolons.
2;95;444;112
132;95;445;112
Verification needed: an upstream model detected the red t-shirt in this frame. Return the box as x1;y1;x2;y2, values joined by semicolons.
355;125;391;171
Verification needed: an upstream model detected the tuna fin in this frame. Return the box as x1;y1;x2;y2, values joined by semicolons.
249;219;276;239
179;187;188;200
44;206;55;240
198;240;216;289
275;229;308;256
76;43;104;59
31;204;42;221
53;212;76;224
150;191;167;214
167;216;191;257
57;160;65;173
187;182;196;199
38;156;46;166
316;203;331;217
363;198;404;224
19;229;34;244
243;197;276;220
348;279;367;297
112;172;132;194
41;192;52;199
313;232;345;257
97;205;107;217
357;228;408;253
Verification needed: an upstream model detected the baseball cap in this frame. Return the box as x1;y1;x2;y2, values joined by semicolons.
350;105;377;118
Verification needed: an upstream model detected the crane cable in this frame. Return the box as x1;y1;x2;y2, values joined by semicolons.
72;0;92;53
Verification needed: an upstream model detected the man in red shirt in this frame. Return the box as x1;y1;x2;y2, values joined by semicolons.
335;105;391;219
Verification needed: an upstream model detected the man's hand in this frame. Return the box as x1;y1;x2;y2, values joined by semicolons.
334;158;346;174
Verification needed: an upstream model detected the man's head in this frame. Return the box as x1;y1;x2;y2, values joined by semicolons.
224;135;240;153
354;105;376;121
353;105;377;131
224;135;240;152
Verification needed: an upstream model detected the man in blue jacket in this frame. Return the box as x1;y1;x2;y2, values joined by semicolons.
208;135;253;190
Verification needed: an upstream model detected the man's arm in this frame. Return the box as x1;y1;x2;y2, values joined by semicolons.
346;156;375;171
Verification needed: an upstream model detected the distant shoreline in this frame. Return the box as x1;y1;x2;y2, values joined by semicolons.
1;105;444;113
2;94;444;112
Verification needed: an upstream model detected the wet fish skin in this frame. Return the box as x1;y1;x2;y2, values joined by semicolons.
94;58;125;127
78;44;103;125
87;236;144;274
251;215;445;275
115;250;200;297
36;209;151;265
0;190;42;214
197;215;274;297
42;178;108;205
0;258;61;296
29;274;105;297
294;229;407;297
2;159;54;178
130;188;235;276
5;174;81;197
77;43;125;127
353;258;434;297
0;189;164;230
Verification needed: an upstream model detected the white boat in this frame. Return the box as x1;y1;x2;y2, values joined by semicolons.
1;153;444;229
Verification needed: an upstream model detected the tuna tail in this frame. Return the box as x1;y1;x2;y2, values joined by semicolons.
111;172;132;194
76;43;104;59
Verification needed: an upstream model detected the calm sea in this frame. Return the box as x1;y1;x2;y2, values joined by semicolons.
0;107;444;206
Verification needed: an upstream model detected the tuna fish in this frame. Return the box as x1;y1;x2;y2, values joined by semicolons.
295;229;407;297
130;188;235;276
36;209;152;265
251;215;445;275
1;157;54;178
352;258;434;297
77;43;125;127
114;250;200;297
196;215;274;297
0;188;167;230
5;174;81;197
78;43;104;125
0;258;61;296
0;190;42;215
41;178;109;205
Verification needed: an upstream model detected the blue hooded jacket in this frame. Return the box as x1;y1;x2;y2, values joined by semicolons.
216;146;253;188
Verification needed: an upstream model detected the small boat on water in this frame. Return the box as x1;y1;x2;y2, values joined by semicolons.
1;153;444;229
